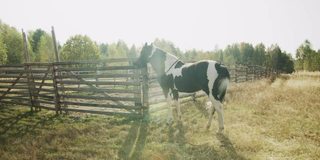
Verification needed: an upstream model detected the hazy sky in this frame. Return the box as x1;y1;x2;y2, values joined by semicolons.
1;0;319;55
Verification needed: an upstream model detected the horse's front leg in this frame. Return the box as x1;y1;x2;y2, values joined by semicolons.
166;90;174;125
176;99;182;121
172;90;181;121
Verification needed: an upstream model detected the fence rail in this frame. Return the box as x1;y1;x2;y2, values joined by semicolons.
0;59;145;116
0;59;276;116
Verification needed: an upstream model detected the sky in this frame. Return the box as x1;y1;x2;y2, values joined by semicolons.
1;0;320;56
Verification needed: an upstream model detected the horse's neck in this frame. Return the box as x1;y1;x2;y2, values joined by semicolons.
150;48;183;76
164;53;182;71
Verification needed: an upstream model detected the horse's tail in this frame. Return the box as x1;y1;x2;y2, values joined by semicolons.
213;63;230;102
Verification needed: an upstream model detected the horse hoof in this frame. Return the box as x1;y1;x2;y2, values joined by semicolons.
217;127;224;134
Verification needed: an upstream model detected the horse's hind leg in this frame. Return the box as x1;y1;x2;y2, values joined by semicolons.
209;95;224;133
176;99;182;121
206;100;216;130
172;90;181;121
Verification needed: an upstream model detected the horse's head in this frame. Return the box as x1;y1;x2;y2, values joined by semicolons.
134;43;153;68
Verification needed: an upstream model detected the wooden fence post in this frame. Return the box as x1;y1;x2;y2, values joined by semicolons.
256;66;258;79
22;30;30;63
141;66;149;112
22;30;35;112
132;61;141;108
253;66;256;80
52;64;61;114
264;67;267;78
235;64;238;83
24;64;34;112
51;27;60;62
245;66;248;81
95;65;99;88
51;26;66;113
260;67;263;79
258;66;260;79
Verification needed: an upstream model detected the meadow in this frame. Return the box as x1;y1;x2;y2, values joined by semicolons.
0;72;319;160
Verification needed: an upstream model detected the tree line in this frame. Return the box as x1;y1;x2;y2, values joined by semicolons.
183;43;295;73
1;20;319;73
295;40;320;71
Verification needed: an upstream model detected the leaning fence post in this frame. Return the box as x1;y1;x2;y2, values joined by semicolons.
22;30;35;112
52;27;60;62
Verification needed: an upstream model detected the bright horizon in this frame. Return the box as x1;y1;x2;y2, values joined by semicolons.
1;0;320;56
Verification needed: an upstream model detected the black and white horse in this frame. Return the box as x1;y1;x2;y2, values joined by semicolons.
134;43;230;133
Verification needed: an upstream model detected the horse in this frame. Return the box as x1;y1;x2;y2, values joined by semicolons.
134;43;230;133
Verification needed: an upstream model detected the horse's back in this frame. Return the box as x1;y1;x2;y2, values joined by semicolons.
174;60;212;93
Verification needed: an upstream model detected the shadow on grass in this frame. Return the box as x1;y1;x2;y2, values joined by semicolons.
167;125;247;160
217;133;247;160
118;112;149;160
0;110;33;135
168;121;187;145
180;101;247;160
0;106;58;141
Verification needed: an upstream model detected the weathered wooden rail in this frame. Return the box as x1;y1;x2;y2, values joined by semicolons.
0;59;149;116
0;59;275;116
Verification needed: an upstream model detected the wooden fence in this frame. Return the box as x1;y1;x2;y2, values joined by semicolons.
0;59;148;116
0;59;275;116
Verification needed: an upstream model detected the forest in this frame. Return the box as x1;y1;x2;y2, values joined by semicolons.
1;20;320;73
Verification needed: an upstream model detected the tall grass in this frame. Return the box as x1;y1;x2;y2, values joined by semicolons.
225;72;320;159
0;72;319;160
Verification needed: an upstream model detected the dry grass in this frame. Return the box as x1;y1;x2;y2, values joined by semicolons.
225;72;320;159
0;72;319;160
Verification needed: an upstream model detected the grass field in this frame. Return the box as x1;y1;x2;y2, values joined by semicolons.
0;72;319;160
